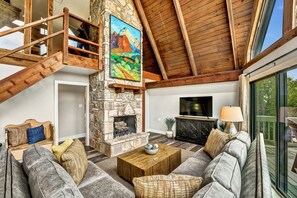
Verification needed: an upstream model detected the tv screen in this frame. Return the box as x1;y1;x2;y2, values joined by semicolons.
180;97;213;117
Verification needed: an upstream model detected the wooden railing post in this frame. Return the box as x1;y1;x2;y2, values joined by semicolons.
47;0;54;56
63;7;69;64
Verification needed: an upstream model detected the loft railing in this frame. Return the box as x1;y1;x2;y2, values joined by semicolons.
0;7;101;67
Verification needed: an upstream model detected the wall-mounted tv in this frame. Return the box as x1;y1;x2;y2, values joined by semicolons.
180;96;213;117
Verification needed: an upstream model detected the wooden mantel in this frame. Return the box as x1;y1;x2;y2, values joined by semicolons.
108;83;143;94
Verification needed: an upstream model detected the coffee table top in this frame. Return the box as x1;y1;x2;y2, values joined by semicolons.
117;144;181;170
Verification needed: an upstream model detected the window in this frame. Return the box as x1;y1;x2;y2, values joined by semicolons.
251;67;297;197
251;0;283;58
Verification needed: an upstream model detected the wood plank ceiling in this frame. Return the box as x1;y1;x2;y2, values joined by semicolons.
140;0;254;80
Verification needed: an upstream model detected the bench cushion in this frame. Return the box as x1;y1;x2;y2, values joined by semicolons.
202;152;241;198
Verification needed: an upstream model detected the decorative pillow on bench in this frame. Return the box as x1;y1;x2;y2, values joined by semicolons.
27;125;46;144
7;123;31;146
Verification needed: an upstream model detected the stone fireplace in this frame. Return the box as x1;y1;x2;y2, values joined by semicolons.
88;0;149;157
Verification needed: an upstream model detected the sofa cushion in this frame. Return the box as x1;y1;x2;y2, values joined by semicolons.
133;174;203;198
172;148;212;177
222;139;247;169
22;145;58;176
193;182;235;198
52;139;74;162
202;152;241;198
78;161;108;189
7;151;31;197
61;139;88;185
28;158;83;198
204;129;231;158
241;133;272;198
233;131;251;150
7;123;31;146
79;173;134;198
0;149;7;197
27;125;46;144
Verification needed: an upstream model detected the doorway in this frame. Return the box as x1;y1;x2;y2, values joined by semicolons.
54;81;89;145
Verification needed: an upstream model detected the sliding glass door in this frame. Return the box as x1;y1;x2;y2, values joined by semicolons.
251;67;297;197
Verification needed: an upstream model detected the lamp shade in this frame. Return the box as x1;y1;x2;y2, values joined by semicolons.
220;106;244;122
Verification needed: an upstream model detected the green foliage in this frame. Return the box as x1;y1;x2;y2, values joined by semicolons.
165;118;175;131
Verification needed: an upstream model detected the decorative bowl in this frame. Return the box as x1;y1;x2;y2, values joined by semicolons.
145;148;158;155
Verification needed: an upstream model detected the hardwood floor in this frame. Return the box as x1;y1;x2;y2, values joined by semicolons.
80;132;202;164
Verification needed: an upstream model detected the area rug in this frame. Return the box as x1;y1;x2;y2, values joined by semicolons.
95;149;195;192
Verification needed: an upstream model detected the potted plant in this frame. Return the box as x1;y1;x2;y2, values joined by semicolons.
165;118;175;138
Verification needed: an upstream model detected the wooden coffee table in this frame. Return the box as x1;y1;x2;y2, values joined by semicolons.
117;144;181;183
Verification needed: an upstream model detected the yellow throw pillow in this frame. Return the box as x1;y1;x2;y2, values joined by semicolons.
61;139;88;185
133;174;203;198
204;128;231;158
52;139;73;162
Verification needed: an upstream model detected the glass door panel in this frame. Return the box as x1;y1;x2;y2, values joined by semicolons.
254;76;277;182
286;68;297;197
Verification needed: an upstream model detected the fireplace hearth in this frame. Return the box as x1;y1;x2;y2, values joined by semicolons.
113;115;136;138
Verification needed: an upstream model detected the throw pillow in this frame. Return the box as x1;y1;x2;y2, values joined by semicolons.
133;174;203;198
60;139;88;185
7;123;31;146
27;125;46;144
204;128;231;158
52;139;74;162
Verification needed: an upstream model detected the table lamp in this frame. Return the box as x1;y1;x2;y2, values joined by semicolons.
220;106;244;135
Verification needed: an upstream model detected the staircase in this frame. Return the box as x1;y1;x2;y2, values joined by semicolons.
0;7;102;104
0;52;64;104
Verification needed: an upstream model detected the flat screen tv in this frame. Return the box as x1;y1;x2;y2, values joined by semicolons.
180;96;213;117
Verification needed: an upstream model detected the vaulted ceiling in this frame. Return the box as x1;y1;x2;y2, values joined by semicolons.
140;0;255;80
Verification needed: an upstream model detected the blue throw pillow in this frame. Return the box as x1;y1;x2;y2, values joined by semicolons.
27;125;46;144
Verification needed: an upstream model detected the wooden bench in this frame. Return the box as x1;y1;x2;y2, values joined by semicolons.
5;119;54;160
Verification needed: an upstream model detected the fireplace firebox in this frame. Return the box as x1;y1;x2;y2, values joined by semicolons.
113;115;136;138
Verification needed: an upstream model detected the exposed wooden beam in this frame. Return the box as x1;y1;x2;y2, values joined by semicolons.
146;70;242;89
133;0;168;80
173;0;198;76
225;0;239;69
244;0;264;64
244;26;297;69
283;0;294;35
47;0;54;55
24;0;32;54
142;71;162;81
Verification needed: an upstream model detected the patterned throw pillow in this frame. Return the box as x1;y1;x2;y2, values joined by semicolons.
52;139;74;162
133;174;203;198
27;125;46;144
7;123;31;146
204;129;231;158
61;139;88;185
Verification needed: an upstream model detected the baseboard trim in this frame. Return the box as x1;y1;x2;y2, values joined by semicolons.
146;129;166;135
59;133;86;142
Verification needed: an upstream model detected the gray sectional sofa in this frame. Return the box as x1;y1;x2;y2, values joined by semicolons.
0;131;271;198
172;132;272;198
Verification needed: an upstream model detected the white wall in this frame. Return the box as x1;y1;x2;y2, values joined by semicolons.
58;85;85;139
0;65;89;143
146;81;239;134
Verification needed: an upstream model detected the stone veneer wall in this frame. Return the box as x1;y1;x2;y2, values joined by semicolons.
89;0;146;157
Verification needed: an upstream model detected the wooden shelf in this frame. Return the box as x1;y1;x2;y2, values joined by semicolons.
108;83;143;94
